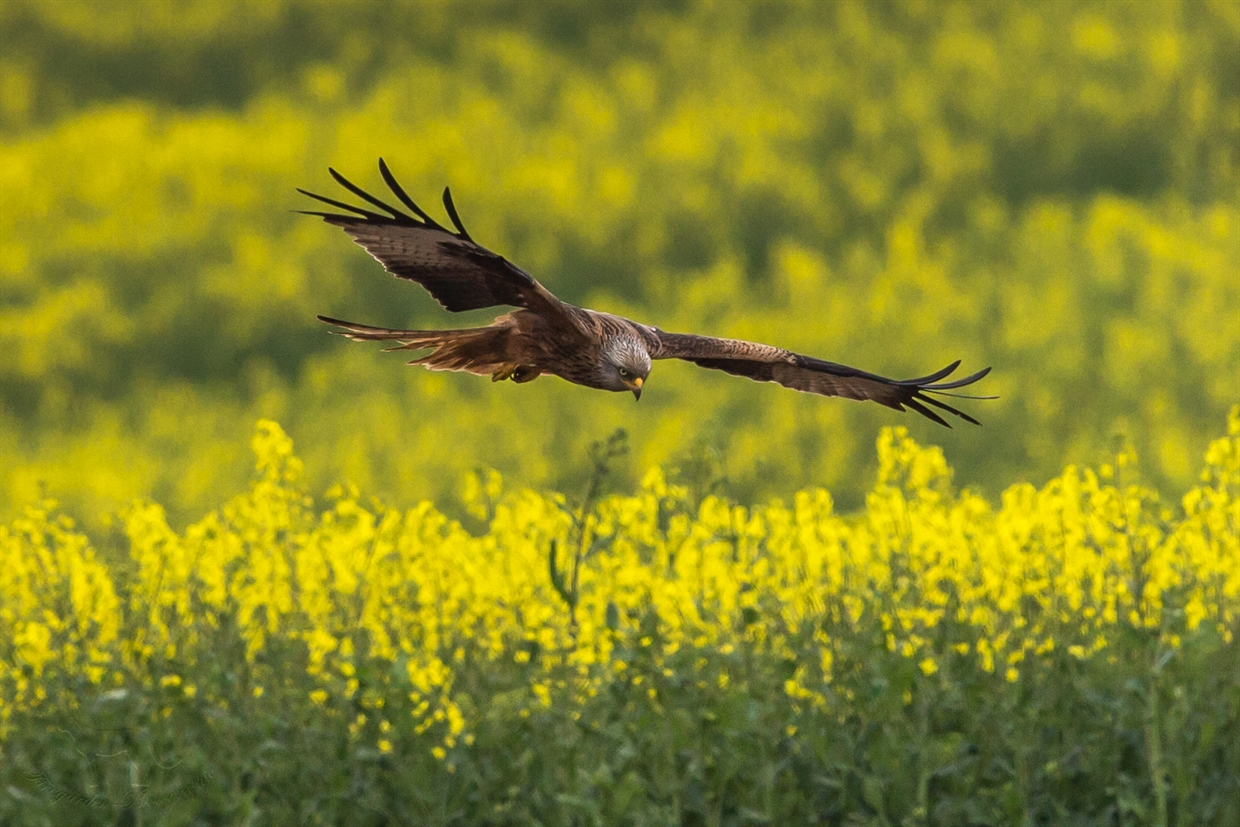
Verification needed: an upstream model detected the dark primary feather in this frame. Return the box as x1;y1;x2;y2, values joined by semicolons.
652;331;993;427
298;160;569;321
440;186;473;241
378;158;450;231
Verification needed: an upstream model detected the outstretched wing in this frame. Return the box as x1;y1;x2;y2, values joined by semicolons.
299;159;574;325
651;332;993;427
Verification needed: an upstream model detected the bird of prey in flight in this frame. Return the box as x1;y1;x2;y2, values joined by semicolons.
301;160;992;426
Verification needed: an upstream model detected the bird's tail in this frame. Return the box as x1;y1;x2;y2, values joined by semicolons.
317;315;510;375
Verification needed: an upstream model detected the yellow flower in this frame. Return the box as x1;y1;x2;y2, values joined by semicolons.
3;410;1237;778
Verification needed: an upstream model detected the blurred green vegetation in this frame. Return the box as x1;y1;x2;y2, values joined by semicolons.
2;0;1238;527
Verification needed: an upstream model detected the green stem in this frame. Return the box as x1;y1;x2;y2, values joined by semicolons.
917;691;930;827
1146;663;1168;827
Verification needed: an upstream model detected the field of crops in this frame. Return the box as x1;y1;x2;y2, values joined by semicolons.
3;0;1239;823
3;413;1238;824
4;0;1238;527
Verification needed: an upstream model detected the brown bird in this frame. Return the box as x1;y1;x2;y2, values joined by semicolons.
301;160;993;426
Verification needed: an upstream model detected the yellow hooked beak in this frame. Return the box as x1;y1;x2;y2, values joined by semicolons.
628;376;643;400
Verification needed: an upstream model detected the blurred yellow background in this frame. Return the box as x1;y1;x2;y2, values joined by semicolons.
2;0;1237;526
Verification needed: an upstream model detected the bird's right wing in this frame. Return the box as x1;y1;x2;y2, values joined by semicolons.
300;159;582;333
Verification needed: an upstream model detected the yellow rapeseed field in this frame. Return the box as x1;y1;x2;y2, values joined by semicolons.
3;1;1238;823
3;409;1236;823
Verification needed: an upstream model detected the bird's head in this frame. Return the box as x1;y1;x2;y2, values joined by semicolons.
602;336;651;399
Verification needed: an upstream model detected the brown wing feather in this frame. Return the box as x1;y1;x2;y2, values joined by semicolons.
651;331;993;427
299;159;575;327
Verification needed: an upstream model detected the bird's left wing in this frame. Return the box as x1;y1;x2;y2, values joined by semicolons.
651;331;993;427
299;159;582;333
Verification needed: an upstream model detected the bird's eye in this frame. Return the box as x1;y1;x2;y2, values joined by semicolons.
618;367;628;377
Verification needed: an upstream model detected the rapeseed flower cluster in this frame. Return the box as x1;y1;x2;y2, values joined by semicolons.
1;410;1237;821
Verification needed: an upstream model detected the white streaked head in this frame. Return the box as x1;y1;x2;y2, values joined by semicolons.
601;335;651;398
